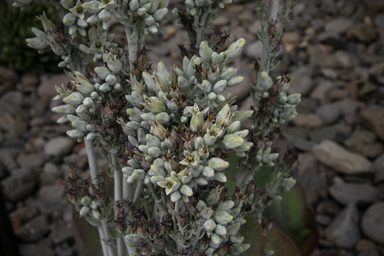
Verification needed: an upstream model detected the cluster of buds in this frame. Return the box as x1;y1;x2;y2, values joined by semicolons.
251;71;300;132
65;166;112;221
174;0;232;18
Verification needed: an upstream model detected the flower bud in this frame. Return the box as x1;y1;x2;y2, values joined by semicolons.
91;210;100;219
180;185;193;197
232;110;253;122
225;38;245;62
87;14;99;24
227;76;244;87
211;233;221;245
204;219;216;232
171;191;181;202
208;158;229;171
82;1;100;13
90;200;100;210
203;166;215;178
132;169;145;180
287;93;301;105
106;74;117;85
199;41;213;62
80;196;91;206
77;18;88;28
98;9;111;21
215;224;227;235
64;92;84;106
95;66;111;80
148;147;161;158
79;206;90;216
201;207;214;219
201;80;212;93
153;8;168;21
215;172;227;182
129;0;139;11
260;71;273;90
145;97;165;114
52;105;75;114
223;134;244;149
185;0;194;8
63;13;76;26
214;210;233;225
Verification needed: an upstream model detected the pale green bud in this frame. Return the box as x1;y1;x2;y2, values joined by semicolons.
234;130;248;138
57;115;69;124
90;200;100;210
144;15;155;26
227;222;241;236
80;196;91;206
26;37;48;50
60;0;74;9
153;8;168;21
227;121;241;133
207;92;217;101
189;7;196;15
83;97;94;108
196;200;206;212
145;97;165;114
106;74;117;85
215;224;227;235
181;116;188;123
227;76;244;87
262;153;279;163
132;169;145;180
77;18;88;28
52;105;75;114
180;185;193;197
82;1;100;13
204;219;216;232
215;172;227;182
171;191;181;202
72;120;89;132
199;41;213;62
211;52;219;65
148;25;158;34
201;207;214;219
79;206;90;216
185;0;194;7
129;0;139;11
214;210;233;225
148;147;161;158
63;13;76;26
220;67;237;80
207;185;223;206
156;112;170;124
211;233;221;245
95;66;111;80
201;80;212;93
87;14;99;24
91;209;100;219
218;200;234;211
287;93;301;105
64;92;84;106
260;71;273;90
223;134;244;149
141;112;156;121
226;38;245;61
137;7;147;15
232;110;253;122
203;166;215;178
194;176;208;185
208;158;229;171
151;175;165;184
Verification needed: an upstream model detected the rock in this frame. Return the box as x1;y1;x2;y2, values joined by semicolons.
38;74;71;100
347;24;377;43
0;111;15;131
336;99;360;124
0;149;17;170
17;153;49;169
373;154;384;183
212;15;229;26
44;137;73;156
1;168;38;202
316;214;332;226
307;45;340;68
369;62;384;84
361;202;384;244
288;66;314;95
10;206;39;225
18;238;55;256
293;139;317;151
0;66;17;84
316;200;341;217
325;203;361;248
0;91;22;114
15;215;50;242
360;105;384;141
51;224;73;244
317;31;344;49
356;240;376;251
21;73;40;88
325;18;353;34
296;97;320;114
245;40;262;60
281;126;309;141
316;103;341;124
344;130;383;158
334;51;360;68
292;114;324;128
312;140;372;174
309;126;345;143
329;183;380;205
310;80;335;103
282;31;300;52
55;243;76;256
38;184;65;202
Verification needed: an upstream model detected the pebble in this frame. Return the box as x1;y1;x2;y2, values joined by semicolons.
312;140;372;174
51;224;73;245
347;24;377;42
309;126;345;143
21;73;40;88
10;206;39;225
344;130;383;158
373;154;384;183
310;80;335;103
0;66;18;84
360;105;384;141
316;103;341;124
325;203;361;248
329;183;380;206
288;66;314;95
245;40;262;59
15;214;50;242
44;137;73;156
1;168;38;202
316;200;341;217
361;202;384;244
17;153;49;169
356;240;376;251
38;74;71;100
325;18;353;34
292;114;324;128
38;184;65;202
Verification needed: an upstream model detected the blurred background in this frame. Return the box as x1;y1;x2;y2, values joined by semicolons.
0;0;383;255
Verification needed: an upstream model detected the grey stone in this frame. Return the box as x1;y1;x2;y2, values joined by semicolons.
288;67;314;96
293;139;317;152
0;66;17;84
1;168;38;202
310;80;335;103
325;18;353;34
316;200;341;217
296;97;320;114
222;73;250;101
44;136;73;156
373;154;384;183
17;153;49;169
335;51;360;68
43;162;59;175
245;40;262;60
281;126;309;141
38;74;71;100
0;149;17;170
51;224;73;244
316;103;341;124
10;206;39;224
325;203;361;248
336;99;360;124
292;114;324;128
15;215;50;242
38;184;65;202
316;214;332;226
21;73;40;88
312;140;372;174
347;24;377;43
360;105;384;141
309;126;345;143
329;183;380;206
344;130;383;158
361;202;384;244
55;243;76;256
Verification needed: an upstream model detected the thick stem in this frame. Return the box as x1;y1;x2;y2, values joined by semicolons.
85;139;99;185
268;0;279;22
125;23;146;73
101;220;117;256
123;178;132;201
98;226;110;256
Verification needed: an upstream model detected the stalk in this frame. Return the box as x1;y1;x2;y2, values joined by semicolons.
101;219;117;256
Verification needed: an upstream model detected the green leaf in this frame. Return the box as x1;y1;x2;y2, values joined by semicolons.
239;214;265;256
